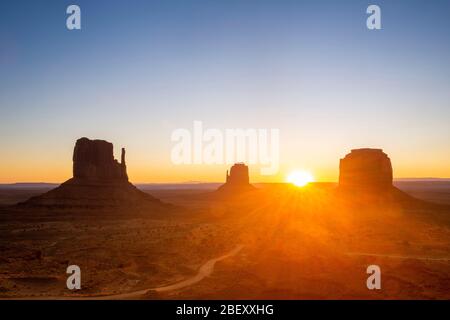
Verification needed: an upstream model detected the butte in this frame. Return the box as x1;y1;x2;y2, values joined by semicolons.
19;137;167;211
214;163;256;198
338;148;434;208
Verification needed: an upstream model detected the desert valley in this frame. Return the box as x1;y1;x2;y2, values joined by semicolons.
0;138;449;300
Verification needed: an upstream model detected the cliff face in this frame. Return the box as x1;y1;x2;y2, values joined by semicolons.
339;148;393;190
73;137;128;182
226;163;250;186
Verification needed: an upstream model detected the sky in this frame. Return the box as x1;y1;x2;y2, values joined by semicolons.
0;0;449;183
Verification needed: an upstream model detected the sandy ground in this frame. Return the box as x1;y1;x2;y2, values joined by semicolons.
0;183;449;299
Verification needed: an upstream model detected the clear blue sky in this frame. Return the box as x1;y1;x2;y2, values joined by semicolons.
1;0;449;182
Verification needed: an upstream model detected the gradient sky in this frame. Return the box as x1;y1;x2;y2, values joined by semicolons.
1;0;449;183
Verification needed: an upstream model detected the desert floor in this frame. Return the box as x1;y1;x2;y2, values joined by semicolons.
0;182;449;299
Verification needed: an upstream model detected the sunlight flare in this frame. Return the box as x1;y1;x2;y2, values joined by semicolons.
286;170;315;187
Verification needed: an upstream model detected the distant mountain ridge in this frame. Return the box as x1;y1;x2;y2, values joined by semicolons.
0;183;59;189
1;179;450;190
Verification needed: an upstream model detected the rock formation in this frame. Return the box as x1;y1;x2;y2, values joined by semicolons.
21;138;165;210
339;148;393;190
226;163;250;186
337;148;436;209
73;137;128;181
215;163;256;195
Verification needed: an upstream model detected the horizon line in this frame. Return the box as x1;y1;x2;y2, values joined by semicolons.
1;177;450;186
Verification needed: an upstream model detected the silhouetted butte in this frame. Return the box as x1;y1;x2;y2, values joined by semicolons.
337;148;432;208
339;148;392;191
215;163;256;196
21;138;165;210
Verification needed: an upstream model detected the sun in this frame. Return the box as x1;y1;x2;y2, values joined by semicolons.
286;170;315;187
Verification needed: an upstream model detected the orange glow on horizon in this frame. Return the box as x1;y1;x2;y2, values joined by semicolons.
286;170;315;187
0;155;449;184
